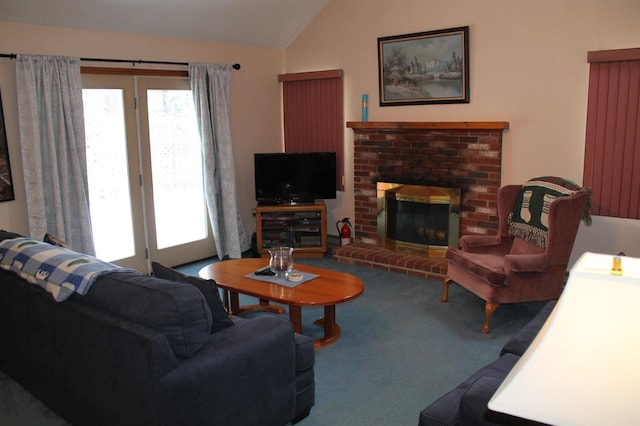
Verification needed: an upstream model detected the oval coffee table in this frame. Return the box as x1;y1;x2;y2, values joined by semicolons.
199;258;364;349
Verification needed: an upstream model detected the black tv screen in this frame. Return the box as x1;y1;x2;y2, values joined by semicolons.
254;152;337;204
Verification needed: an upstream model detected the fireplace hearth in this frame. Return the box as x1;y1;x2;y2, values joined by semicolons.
333;121;509;279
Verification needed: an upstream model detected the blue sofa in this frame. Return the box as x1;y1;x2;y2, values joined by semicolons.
0;230;314;426
419;301;555;426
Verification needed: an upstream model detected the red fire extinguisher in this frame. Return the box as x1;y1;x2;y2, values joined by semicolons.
337;218;352;246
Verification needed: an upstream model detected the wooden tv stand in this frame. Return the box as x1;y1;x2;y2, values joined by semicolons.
255;201;327;258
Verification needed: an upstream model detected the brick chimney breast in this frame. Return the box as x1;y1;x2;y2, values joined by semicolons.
335;121;509;279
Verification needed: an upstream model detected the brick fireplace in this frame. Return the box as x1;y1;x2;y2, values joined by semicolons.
333;121;509;279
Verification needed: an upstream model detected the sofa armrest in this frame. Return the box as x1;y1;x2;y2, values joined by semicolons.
458;376;503;426
293;333;315;423
500;301;556;356
461;376;547;426
0;271;181;426
155;316;297;426
504;253;548;273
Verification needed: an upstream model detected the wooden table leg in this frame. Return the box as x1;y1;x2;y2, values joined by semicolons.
227;293;286;316
313;305;341;349
222;289;230;312
289;305;303;334
229;291;240;314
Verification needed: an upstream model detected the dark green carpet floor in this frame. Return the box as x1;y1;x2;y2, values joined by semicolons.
0;256;546;426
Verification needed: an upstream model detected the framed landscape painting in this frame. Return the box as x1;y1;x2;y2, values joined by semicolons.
0;90;15;202
378;26;469;106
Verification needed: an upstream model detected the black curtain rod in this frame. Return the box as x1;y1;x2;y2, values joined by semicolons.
0;53;240;70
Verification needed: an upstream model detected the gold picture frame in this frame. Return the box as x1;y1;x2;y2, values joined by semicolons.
378;26;470;106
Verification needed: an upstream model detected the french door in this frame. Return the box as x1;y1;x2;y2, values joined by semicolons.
82;74;215;272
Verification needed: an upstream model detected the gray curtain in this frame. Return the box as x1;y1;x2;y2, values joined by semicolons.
16;55;95;255
188;63;250;259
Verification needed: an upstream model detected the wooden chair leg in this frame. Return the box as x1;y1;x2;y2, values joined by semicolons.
441;277;452;302
482;302;500;334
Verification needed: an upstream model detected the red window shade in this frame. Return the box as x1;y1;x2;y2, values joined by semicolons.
584;48;640;218
279;70;344;191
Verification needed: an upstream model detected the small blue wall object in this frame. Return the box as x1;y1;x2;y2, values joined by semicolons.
361;94;368;122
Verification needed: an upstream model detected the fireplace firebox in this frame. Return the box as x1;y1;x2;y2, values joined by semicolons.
377;182;460;257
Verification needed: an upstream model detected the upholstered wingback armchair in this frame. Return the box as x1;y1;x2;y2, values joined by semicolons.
442;178;590;333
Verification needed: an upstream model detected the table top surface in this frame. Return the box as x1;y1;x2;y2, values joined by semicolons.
199;258;364;307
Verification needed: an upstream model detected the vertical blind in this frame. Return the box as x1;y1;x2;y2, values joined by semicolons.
279;69;344;191
584;48;640;219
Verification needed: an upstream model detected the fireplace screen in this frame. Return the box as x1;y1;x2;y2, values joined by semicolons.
377;182;460;257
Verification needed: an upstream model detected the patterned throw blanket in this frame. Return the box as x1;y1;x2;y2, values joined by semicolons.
0;237;126;301
508;177;591;248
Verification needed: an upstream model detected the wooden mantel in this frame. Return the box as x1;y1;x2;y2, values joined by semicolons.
346;121;509;130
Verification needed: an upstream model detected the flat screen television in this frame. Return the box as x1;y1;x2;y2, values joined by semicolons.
254;152;337;205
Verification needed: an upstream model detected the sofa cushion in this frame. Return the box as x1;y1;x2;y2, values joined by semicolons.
0;229;23;241
82;271;213;357
418;353;521;426
445;249;507;286
151;261;234;333
500;300;556;357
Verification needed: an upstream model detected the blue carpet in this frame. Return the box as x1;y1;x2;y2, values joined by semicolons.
183;256;545;426
0;256;546;426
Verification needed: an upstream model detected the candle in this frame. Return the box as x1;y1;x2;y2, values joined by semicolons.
611;256;623;275
361;94;368;122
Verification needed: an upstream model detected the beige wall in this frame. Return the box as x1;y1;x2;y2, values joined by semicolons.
285;0;640;261
0;21;284;240
2;0;640;262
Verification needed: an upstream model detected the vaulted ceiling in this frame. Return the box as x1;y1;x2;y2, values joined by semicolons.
0;0;330;49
